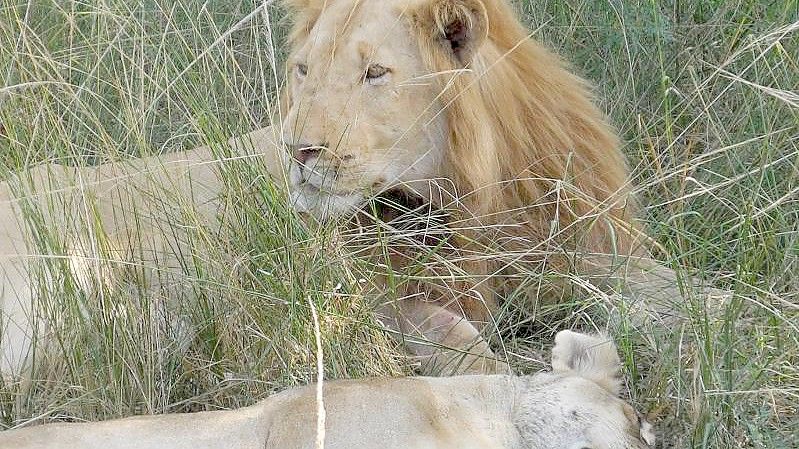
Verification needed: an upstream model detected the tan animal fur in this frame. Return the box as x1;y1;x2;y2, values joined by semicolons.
2;0;726;379
0;128;285;377
0;331;655;449
281;0;726;365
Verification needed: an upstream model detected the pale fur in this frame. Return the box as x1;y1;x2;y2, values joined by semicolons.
551;330;622;394
0;126;498;380
0;331;654;449
282;0;732;323
0;128;286;378
283;0;640;266
1;0;725;379
281;0;727;366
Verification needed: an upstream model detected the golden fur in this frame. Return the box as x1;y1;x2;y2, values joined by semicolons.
282;0;660;326
1;0;723;379
411;0;639;251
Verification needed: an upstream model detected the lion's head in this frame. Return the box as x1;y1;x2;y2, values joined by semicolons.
282;0;449;220
531;330;656;448
283;0;642;257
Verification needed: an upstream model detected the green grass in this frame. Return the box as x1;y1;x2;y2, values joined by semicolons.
1;0;797;447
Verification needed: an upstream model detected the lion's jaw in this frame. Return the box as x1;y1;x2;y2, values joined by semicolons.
283;0;448;220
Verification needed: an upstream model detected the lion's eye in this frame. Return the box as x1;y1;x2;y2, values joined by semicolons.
364;64;390;85
296;63;308;77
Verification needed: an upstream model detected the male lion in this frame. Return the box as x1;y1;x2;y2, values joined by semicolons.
1;0;722;377
280;0;725;369
0;331;655;449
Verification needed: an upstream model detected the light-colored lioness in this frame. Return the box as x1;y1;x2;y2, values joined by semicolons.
0;331;656;449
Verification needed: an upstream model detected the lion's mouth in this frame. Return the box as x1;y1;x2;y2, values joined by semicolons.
358;188;452;246
369;188;429;221
289;158;346;195
291;182;451;242
288;156;449;234
289;177;365;221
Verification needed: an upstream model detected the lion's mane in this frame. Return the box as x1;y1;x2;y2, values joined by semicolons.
414;0;641;250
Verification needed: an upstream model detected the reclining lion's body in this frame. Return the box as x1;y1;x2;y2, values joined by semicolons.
0;128;283;376
2;0;728;379
1;332;654;449
4;376;510;449
0;125;502;379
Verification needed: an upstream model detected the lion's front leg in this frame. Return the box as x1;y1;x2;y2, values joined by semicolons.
584;253;731;327
376;300;510;376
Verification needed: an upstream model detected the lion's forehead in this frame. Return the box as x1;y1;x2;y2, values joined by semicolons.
299;0;413;61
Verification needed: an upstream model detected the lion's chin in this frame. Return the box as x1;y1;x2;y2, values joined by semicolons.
289;185;364;221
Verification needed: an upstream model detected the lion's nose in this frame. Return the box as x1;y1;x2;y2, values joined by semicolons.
289;142;326;164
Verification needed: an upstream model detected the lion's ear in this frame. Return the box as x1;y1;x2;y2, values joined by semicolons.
411;0;488;66
551;330;622;396
284;0;327;44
